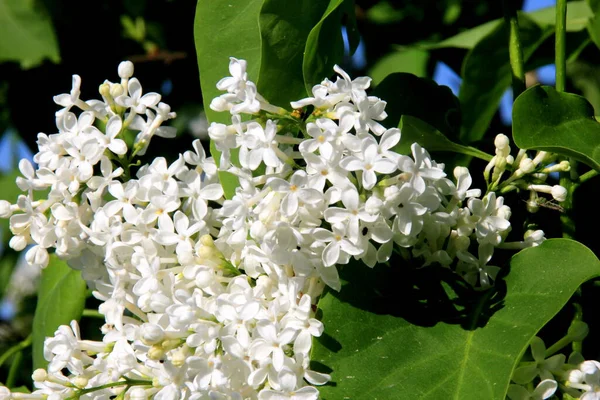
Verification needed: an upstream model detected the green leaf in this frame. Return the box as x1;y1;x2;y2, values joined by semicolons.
369;49;429;87
32;255;86;370
397;116;492;161
303;0;354;92
194;0;264;125
257;0;328;108
373;73;460;138
0;0;60;68
428;2;591;50
0;170;22;243
312;239;600;399
513;85;600;170
459;15;553;144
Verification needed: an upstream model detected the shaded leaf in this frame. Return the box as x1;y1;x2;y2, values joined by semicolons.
312;239;600;399
373;73;460;138
428;2;591;50
513;85;600;171
303;0;355;92
258;0;328;107
32;255;86;370
397;116;492;161
459;15;553;144
0;0;60;68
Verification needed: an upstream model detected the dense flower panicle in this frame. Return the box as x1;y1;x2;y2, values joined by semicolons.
0;57;563;399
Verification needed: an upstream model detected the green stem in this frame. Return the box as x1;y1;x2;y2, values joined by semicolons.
451;144;494;162
503;0;526;97
571;302;584;353
82;309;105;319
545;335;572;357
556;0;567;92
559;172;576;239
6;351;22;388
68;379;153;399
577;169;598;185
0;334;32;369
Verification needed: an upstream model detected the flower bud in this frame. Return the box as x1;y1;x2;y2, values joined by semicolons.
129;388;148;400
0;200;12;218
110;83;124;98
568;321;589;342
518;158;535;174
9;235;27;251
118;61;134;79
32;369;47;382
73;375;89;388
140;323;165;345
147;344;165;360
551;185;567;202
200;234;214;247
494;134;510;150
25;245;49;268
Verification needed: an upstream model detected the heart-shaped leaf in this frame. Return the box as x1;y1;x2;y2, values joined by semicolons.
513;85;600;171
312;239;600;399
32;255;86;370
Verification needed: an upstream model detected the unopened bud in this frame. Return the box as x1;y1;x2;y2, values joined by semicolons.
200;234;214;247
110;83;124;98
148;344;165;360
551;185;567;202
568;321;589;342
9;235;27;251
140;323;165;345
73;375;89;388
99;82;111;98
0;200;12;218
118;61;134;79
494;134;510;150
518;158;535;174
129;388;148;400
32;369;47;382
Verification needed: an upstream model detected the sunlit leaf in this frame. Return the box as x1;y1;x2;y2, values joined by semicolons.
513;85;600;171
32;255;86;370
0;0;60;68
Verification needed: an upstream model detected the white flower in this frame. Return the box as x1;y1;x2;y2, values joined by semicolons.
339;136;397;189
397;143;446;194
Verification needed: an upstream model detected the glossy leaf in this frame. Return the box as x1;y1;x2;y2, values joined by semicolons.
0;0;60;68
258;0;328;107
303;0;355;92
459;15;552;144
513;85;600;170
397;116;492;161
32;255;86;370
312;239;600;399
428;2;591;50
194;0;264;125
369;49;429;87
373;73;460;138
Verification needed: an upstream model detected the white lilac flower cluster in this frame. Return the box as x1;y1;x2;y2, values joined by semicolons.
0;58;545;399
